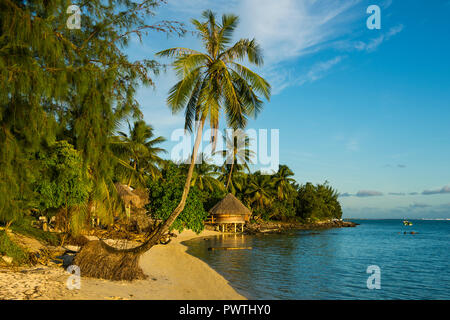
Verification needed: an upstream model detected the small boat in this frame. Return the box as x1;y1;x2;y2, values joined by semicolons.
403;220;413;226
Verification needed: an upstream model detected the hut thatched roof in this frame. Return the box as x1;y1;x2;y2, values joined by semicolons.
209;193;251;216
115;183;148;208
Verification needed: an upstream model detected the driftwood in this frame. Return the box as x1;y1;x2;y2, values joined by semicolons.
208;247;252;251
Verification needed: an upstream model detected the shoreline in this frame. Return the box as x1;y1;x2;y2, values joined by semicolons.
0;230;246;300
1;221;358;300
244;219;358;234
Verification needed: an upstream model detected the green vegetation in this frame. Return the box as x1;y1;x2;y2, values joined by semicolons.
0;1;343;262
152;161;342;230
35;141;91;233
113;120;166;187
216;130;255;190
10;217;60;246
0;0;180;234
148;163;209;234
0;230;29;264
295;182;343;222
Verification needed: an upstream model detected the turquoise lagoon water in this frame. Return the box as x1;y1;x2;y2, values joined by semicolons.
183;220;450;300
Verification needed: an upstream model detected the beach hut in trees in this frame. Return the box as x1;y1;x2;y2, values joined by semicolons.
209;193;251;233
114;183;149;218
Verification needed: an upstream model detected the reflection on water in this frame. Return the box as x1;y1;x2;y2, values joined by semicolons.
184;220;450;300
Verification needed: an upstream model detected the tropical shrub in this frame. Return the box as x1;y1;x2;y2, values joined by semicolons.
295;182;342;221
35;141;91;233
147;163;208;234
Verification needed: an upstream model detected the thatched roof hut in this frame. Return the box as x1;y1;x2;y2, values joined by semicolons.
115;183;148;209
209;193;251;224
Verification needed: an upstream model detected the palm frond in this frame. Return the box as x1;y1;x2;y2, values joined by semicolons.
156;47;203;58
231;62;271;100
167;68;202;113
220;39;264;66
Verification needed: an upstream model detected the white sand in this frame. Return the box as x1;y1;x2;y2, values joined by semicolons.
0;230;246;300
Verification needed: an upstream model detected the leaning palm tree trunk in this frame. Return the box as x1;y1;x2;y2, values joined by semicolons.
225;161;234;191
74;120;206;280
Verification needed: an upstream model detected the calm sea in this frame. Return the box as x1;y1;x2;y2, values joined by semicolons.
184;220;450;300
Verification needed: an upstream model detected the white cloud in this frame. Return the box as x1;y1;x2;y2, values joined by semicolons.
156;1;403;96
305;56;345;82
266;56;345;94
163;0;363;94
334;133;360;152
381;0;393;9
422;185;450;195
352;24;404;52
356;190;384;197
235;0;361;64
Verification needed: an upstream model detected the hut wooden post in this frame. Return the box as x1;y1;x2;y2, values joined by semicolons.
234;223;236;233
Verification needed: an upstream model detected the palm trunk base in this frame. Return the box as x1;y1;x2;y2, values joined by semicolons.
73;240;147;281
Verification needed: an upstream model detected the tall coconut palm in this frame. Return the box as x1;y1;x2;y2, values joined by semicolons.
191;154;224;192
113;120;166;187
217;129;255;190
218;166;246;195
244;172;276;210
138;10;270;247
273;165;296;201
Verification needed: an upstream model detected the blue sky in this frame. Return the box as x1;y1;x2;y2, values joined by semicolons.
125;0;450;219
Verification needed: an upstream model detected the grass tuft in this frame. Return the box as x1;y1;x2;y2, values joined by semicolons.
0;230;30;264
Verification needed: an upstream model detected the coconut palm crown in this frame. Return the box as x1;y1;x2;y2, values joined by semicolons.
156;9;271;141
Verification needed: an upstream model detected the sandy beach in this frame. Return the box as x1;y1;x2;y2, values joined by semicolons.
0;230;246;300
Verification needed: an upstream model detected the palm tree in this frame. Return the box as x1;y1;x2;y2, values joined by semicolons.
113;120;166;187
217;129;255;190
273;165;296;201
244;172;276;210
137;10;271;247
218;166;246;195
80;11;271;271
191;154;224;192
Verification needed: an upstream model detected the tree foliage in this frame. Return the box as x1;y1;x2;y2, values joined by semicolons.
295;182;343;221
156;9;271;140
112;120;166;187
147;163;208;234
35;140;91;213
0;0;182;231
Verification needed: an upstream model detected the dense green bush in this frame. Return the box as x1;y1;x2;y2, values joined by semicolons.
147;163;208;234
295;182;342;221
34;141;91;233
36;141;91;212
